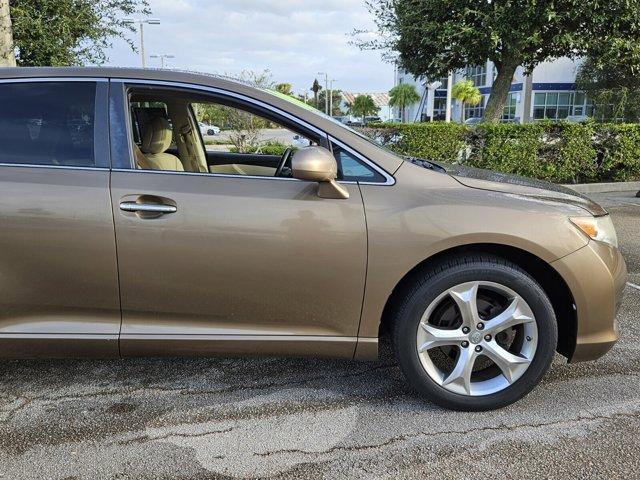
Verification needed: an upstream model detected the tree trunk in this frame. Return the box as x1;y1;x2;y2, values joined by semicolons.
0;0;16;67
483;61;519;123
460;101;465;123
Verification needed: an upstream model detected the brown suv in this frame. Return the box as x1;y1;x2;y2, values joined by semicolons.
0;68;627;410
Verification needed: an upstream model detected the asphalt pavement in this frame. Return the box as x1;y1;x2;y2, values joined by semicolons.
1;191;639;479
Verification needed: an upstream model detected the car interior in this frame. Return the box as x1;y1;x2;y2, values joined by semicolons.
128;88;318;178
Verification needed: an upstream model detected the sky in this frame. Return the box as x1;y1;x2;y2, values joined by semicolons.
104;0;395;95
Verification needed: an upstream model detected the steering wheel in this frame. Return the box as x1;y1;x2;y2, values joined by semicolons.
275;147;294;177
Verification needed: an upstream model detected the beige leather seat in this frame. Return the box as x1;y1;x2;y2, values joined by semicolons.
136;116;184;171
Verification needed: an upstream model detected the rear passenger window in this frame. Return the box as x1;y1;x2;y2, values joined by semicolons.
0;82;97;167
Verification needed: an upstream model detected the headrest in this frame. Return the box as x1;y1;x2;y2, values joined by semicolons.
140;116;172;154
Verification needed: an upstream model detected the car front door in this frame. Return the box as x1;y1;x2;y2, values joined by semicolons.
108;81;368;358
0;79;120;358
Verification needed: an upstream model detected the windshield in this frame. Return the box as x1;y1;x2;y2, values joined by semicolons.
263;88;387;147
264;89;447;172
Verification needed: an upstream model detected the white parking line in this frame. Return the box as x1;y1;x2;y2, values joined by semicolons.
626;282;640;291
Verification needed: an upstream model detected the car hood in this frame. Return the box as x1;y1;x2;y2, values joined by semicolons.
407;158;607;216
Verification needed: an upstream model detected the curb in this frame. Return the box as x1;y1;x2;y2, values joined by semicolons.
562;181;640;194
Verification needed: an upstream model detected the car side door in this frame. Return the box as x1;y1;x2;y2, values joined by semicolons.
0;79;120;358
108;81;369;358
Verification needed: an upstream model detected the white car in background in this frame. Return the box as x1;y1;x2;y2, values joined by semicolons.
199;122;220;136
292;134;311;148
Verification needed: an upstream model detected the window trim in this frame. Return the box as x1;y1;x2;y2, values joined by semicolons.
0;77;110;171
111;78;395;185
329;136;395;186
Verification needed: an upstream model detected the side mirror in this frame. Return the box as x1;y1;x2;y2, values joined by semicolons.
291;146;349;199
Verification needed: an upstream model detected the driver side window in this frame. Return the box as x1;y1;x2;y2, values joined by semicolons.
192;102;315;177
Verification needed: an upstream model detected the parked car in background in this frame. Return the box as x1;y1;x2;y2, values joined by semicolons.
198;122;220;135
464;117;483;125
566;115;589;123
363;116;382;125
292;134;311;148
0;67;626;411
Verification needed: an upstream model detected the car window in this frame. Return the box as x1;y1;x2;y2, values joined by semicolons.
332;143;385;182
192;102;315;177
0;82;96;167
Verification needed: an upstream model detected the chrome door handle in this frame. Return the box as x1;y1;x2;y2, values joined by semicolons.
119;202;177;214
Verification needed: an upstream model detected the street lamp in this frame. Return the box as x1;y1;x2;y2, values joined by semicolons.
150;54;174;69
123;18;161;68
318;71;329;115
329;79;337;117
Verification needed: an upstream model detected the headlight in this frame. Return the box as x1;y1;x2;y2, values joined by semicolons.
570;215;618;248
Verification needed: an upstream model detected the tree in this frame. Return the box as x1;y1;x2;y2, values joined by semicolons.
5;0;149;66
358;0;640;122
451;80;481;123
310;78;322;109
0;0;15;66
275;83;293;96
576;40;640;122
217;69;273;153
349;95;379;123
389;83;420;123
309;89;344;116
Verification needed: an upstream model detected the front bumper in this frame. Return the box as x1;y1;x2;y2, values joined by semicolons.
551;240;627;362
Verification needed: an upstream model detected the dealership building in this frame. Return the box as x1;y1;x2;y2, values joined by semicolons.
396;57;592;123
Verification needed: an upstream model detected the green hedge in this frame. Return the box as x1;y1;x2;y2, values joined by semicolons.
361;122;640;183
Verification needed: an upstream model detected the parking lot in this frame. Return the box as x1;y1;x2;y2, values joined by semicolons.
0;190;639;479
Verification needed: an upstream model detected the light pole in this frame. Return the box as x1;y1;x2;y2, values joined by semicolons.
150;54;174;69
445;71;453;122
318;72;329;115
329;79;337;117
123;18;161;68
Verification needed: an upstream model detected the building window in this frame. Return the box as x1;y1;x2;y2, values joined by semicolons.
464;95;487;120
502;92;518;121
533;91;587;120
433;97;447;120
466;64;487;87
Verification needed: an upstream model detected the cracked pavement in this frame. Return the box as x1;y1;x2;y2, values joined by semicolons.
1;190;639;479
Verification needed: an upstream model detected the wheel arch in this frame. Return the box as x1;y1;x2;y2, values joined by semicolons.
378;243;577;360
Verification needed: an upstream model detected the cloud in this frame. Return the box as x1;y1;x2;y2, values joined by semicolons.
105;0;393;93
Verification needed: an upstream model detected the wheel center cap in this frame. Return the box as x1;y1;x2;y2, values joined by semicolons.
469;331;483;344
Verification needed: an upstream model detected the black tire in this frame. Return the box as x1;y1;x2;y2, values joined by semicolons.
392;253;557;411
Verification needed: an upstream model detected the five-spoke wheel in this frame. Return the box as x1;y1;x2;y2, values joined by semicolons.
417;281;537;396
392;255;557;410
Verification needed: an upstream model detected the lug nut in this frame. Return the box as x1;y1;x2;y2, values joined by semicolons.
484;334;492;341
462;327;470;334
461;341;469;348
475;345;483;352
476;322;485;330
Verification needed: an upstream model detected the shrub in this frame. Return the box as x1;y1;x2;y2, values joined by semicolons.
230;141;290;155
361;122;466;163
597;124;640;181
362;121;640;183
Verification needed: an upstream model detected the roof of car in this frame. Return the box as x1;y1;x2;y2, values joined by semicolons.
0;66;250;89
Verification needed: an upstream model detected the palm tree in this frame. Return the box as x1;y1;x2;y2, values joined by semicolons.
389;83;420;123
311;79;322;109
349;95;379;124
451;80;482;123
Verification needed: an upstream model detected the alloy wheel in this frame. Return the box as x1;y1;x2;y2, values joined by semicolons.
416;281;538;396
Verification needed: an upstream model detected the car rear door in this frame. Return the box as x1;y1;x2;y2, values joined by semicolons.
108;80;368;358
0;79;120;358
